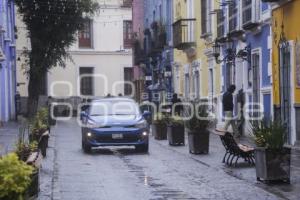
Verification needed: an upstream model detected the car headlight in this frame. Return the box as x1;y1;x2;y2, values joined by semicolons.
134;120;147;129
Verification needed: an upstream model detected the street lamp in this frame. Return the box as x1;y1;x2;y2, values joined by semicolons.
213;40;251;64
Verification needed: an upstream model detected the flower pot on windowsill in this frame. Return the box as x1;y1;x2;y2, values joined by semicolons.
188;129;210;154
167;124;185;146
255;147;291;183
152;123;167;140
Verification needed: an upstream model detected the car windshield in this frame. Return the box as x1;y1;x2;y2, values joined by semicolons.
89;100;140;116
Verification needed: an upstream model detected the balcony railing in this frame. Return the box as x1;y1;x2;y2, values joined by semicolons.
172;18;196;50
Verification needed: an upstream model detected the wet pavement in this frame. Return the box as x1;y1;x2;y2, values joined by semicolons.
42;118;300;200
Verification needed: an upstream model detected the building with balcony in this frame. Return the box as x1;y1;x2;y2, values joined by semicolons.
0;0;16;122
271;0;300;145
132;0;145;103
143;0;173;104
16;0;133;108
172;0;222;112
214;0;272;135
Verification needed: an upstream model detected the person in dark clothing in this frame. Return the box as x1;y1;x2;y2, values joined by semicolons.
171;93;182;116
222;85;239;138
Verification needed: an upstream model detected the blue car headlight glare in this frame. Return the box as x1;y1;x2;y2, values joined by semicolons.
134;120;147;129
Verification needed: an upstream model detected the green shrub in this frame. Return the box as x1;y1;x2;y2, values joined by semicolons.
0;153;34;200
251;120;286;150
185;104;212;132
153;113;170;126
169;115;184;126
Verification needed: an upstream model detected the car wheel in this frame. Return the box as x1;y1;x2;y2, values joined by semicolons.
135;143;149;153
82;140;92;153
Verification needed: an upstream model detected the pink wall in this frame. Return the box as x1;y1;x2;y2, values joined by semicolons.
132;0;145;81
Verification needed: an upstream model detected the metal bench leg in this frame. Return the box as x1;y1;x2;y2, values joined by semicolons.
226;154;232;165
234;156;240;167
230;155;235;166
223;152;228;163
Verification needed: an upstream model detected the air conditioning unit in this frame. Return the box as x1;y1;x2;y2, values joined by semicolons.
0;47;6;62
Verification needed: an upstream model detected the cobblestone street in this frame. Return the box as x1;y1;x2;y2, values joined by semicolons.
37;119;300;200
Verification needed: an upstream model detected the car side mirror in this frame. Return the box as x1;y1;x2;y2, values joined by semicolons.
80;111;88;120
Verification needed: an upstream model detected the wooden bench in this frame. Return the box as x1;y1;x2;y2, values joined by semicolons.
219;132;255;167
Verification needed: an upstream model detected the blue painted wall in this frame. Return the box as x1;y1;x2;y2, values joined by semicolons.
0;0;16;121
245;24;271;87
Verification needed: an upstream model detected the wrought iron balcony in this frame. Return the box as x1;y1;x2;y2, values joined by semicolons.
172;18;196;50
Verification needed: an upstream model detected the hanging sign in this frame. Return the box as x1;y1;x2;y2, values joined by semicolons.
296;41;300;88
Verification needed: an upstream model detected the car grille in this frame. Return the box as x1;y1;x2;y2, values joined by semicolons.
93;134;141;143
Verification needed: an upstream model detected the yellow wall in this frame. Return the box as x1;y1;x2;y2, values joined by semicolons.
272;0;300;105
173;0;221;99
173;0;188;97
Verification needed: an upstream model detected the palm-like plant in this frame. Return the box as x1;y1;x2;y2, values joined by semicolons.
251;120;286;150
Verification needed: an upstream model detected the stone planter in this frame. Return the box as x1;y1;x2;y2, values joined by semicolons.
152;123;167;140
24;169;40;199
255;147;291;183
188;129;210;154
167;124;185;146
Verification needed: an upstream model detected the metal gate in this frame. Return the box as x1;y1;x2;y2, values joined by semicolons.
280;45;291;143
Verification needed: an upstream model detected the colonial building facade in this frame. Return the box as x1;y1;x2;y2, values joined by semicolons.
213;0;272;135
142;0;174;104
271;0;300;145
16;0;133;101
0;0;16;122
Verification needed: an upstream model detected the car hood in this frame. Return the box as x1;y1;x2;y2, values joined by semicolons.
88;115;143;127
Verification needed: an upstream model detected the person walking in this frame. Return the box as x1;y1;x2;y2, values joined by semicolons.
171;93;182;116
222;85;239;138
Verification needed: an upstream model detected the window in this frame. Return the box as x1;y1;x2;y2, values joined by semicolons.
252;52;260;103
79;19;92;48
209;67;214;95
201;0;212;36
225;63;235;90
121;0;132;8
123;20;133;49
194;71;200;99
124;67;133;95
217;10;225;39
80;67;94;96
228;1;238;32
185;74;190;99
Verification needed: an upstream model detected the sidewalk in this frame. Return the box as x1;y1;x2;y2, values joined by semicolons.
153;130;300;200
0;120;20;156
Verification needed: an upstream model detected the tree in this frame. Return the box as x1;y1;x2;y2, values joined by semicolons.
15;0;99;116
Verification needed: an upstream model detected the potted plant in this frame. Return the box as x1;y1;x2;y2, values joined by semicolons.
185;104;212;154
29;109;50;157
167;116;185;146
252;120;291;183
152;113;169;140
0;153;34;200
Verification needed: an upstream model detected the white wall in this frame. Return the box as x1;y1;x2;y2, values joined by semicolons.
16;0;132;97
